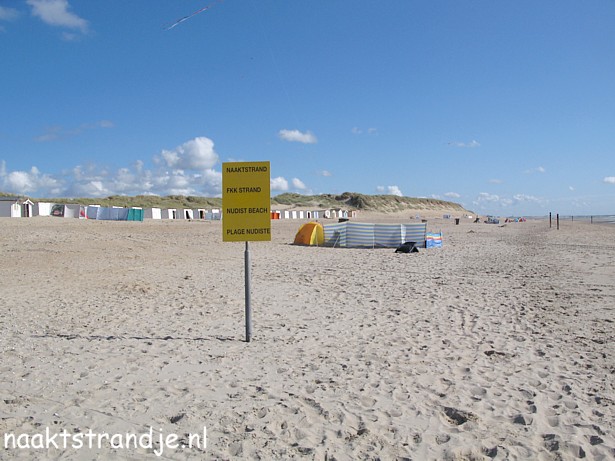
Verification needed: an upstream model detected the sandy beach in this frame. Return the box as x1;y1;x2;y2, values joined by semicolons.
1;214;614;460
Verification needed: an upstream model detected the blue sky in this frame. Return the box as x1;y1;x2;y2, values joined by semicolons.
1;0;614;215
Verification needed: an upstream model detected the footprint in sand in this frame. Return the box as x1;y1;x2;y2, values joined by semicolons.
360;396;376;408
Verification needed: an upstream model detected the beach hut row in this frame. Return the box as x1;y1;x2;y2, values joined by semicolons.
0;197;34;217
0;198;224;221
271;209;357;220
2;197;357;221
155;208;222;220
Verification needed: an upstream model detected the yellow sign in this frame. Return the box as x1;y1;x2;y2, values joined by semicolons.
222;161;271;242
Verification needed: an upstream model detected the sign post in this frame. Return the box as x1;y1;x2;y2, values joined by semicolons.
222;161;271;342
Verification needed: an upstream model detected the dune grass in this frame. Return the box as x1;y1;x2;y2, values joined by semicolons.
2;191;469;213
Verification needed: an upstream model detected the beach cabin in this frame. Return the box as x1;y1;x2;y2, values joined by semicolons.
34;202;53;216
0;197;24;217
144;208;162;220
211;209;221;220
20;199;34;217
283;210;290;219
324;210;332;219
127;208;143;221
193;209;207;220
50;204;83;218
162;209;177;219
176;209;193;220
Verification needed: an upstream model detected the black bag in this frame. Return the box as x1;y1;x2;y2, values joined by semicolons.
395;241;418;253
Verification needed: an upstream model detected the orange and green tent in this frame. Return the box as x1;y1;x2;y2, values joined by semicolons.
293;222;324;246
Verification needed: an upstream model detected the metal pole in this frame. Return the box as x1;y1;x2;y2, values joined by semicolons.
549;212;552;228
244;241;252;342
557;213;559;230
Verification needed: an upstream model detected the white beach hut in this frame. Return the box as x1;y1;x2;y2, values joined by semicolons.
175;209;193;220
20;199;34;217
0;197;23;217
144;208;162;220
162;209;177;219
34;202;53;216
193;209;207;220
49;204;83;218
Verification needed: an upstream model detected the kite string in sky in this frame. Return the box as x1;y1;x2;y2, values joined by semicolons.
164;0;224;30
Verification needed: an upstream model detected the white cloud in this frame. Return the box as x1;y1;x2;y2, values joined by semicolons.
449;140;480;148
98;120;114;128
0;6;19;21
525;166;546;174
270;176;289;191
292;178;306;190
603;176;615;184
278;129;317;144
320;170;332;177
444;192;461;199
473;191;547;211
568;186;575;191
2;135;223;198
489;179;503;184
0;163;62;195
66;165;223;198
473;192;512;208
193;169;222;196
35;125;63;142
351;127;377;135
376;185;403;196
27;0;88;33
512;194;542;203
70;180;109;198
35;120;114;142
475;192;500;203
157;137;219;170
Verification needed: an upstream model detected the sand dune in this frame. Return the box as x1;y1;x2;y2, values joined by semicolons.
1;216;613;459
